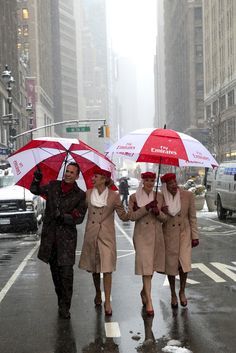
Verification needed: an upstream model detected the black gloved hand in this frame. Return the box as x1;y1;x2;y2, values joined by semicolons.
55;210;74;226
63;213;74;225
145;200;158;211
34;168;42;182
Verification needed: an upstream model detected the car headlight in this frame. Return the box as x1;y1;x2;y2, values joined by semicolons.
25;201;34;211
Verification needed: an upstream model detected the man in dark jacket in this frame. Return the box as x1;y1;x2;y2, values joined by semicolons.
119;177;129;207
30;162;87;319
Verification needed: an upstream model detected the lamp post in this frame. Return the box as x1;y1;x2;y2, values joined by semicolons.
1;65;15;153
26;102;34;140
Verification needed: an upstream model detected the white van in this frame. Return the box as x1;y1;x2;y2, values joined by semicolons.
206;161;236;220
0;169;45;232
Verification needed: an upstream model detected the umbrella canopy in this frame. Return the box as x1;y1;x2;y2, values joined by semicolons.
105;128;218;168
8;137;116;191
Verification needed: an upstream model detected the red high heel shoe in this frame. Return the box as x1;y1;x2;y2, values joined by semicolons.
171;295;178;309
104;303;112;316
146;308;154;316
179;291;187;307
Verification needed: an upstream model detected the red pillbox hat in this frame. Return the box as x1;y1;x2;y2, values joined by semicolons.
160;173;176;183
141;172;156;179
93;167;111;178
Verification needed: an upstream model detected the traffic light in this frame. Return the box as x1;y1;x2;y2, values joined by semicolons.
105;125;110;138
98;126;104;138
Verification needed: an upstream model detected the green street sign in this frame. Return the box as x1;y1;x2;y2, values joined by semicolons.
66;126;90;133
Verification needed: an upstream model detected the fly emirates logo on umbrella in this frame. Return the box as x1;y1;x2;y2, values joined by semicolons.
150;145;177;156
116;143;136;157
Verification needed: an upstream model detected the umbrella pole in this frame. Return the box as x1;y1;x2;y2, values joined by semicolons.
155;162;162;195
62;151;69;177
155;124;166;196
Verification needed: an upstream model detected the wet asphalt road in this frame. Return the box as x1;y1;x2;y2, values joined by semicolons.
0;209;236;353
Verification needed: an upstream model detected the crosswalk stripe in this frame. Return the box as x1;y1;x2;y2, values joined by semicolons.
105;322;121;337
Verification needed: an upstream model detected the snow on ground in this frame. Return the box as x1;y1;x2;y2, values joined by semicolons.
162;340;192;353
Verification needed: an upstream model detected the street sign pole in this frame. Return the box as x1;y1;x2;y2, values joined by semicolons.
11;118;107;140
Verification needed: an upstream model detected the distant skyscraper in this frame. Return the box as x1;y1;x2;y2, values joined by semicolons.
203;0;236;161
58;0;78;137
74;0;109;152
155;0;166;128
164;0;205;143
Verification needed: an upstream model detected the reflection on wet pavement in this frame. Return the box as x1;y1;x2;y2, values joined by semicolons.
81;306;120;353
54;319;77;353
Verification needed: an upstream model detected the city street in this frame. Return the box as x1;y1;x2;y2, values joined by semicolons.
0;208;236;353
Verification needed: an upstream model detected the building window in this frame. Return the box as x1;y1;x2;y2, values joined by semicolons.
219;95;226;112
194;7;202;21
213;100;218;115
206;105;211;119
228;90;234;107
18;26;22;36
195;45;203;57
22;8;29;19
23;25;29;36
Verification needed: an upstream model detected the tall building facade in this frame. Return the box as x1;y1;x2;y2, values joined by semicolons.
0;0;21;153
154;0;166;128
203;1;236;161
164;0;205;143
17;0;55;138
58;0;78;137
74;0;109;152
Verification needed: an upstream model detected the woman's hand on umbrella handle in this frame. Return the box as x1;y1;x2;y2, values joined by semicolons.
151;206;160;216
133;201;140;212
145;200;157;211
33;169;42;182
192;239;199;248
161;205;169;214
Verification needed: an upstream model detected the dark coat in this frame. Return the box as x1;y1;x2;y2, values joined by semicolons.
30;179;87;266
119;179;129;195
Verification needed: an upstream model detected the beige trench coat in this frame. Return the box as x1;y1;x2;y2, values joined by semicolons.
79;189;128;273
128;192;167;275
162;189;199;276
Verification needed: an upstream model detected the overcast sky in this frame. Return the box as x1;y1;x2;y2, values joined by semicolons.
107;0;157;128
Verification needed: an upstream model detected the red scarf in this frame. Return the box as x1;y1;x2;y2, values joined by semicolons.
61;180;74;193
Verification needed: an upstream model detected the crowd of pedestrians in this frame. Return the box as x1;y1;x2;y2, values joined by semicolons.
30;165;199;319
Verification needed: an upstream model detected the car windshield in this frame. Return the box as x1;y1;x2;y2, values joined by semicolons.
0;175;15;188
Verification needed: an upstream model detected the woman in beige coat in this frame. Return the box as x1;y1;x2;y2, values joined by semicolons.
79;167;128;316
128;172;167;316
161;173;199;308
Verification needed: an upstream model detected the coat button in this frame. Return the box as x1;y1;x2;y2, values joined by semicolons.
93;212;95;215
92;221;95;224
172;224;175;227
179;224;181;226
146;222;149;224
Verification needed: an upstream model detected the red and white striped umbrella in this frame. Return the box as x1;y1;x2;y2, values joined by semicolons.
8;137;116;191
106;128;218;168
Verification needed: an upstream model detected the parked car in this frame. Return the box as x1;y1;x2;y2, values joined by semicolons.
0;170;45;232
127;177;139;189
205;161;236;219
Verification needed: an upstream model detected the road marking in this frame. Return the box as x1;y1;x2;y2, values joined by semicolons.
204;217;236;229
211;262;236;281
115;220;133;246
105;322;121;337
163;275;199;286
192;263;226;282
0;241;39;303
117;250;135;259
